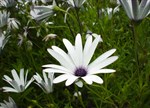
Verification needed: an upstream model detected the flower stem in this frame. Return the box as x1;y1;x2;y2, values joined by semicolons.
74;85;85;108
131;21;140;73
75;8;82;35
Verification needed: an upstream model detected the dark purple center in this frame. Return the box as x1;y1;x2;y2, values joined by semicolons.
74;67;87;77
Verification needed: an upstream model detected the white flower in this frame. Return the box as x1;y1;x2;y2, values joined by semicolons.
74;91;81;97
110;0;121;5
67;0;86;8
2;68;34;93
101;5;120;19
119;0;150;21
86;30;103;42
33;72;54;93
0;0;16;8
43;34;118;86
42;34;57;41
0;30;9;51
7;18;20;30
0;11;10;28
41;0;52;4
30;0;56;21
0;97;17;108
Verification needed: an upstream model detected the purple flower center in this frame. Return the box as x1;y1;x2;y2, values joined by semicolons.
74;67;87;77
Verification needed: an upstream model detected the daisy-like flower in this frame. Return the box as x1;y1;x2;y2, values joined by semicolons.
119;0;150;21
7;18;20;30
67;0;86;8
74;91;81;97
0;0;16;8
0;97;17;108
42;34;57;41
2;68;34;93
86;30;103;42
101;6;120;19
0;30;9;51
43;34;118;86
30;0;56;21
0;11;10;28
110;0;121;5
33;72;54;93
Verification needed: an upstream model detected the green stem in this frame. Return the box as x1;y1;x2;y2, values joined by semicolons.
54;6;75;37
75;8;82;35
25;97;43;108
74;85;85;108
131;21;140;73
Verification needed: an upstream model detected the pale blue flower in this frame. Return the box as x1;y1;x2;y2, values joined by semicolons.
67;0;86;8
119;0;150;21
34;72;54;93
0;30;9;51
0;0;16;8
7;18;20;30
30;0;56;21
2;68;34;93
101;5;120;19
0;97;17;108
0;11;10;28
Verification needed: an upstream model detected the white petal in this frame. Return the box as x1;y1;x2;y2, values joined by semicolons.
83;35;100;66
83;36;92;65
119;0;133;19
89;49;116;69
43;68;70;74
3;75;12;81
75;80;83;88
75;34;83;66
89;69;116;74
33;73;42;83
63;38;78;66
47;48;73;71
11;69;21;85
53;74;70;84
43;72;48;84
81;76;93;85
25;78;34;89
52;46;75;70
88;75;103;84
20;68;25;86
2;87;19;93
43;64;71;72
89;56;118;72
74;91;81;97
24;70;28;85
65;76;78;86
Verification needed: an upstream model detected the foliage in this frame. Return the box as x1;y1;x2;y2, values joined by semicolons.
0;0;150;108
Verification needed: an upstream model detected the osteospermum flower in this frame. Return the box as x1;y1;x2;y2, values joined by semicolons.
119;0;150;21
67;0;86;8
0;30;9;51
2;68;34;93
0;0;16;8
33;72;54;93
43;34;118;86
101;5;120;19
7;18;20;30
0;11;10;28
86;30;103;42
30;0;56;21
0;97;17;108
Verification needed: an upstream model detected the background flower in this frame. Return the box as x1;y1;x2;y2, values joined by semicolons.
2;68;34;93
33;72;54;93
119;0;150;21
0;97;17;108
